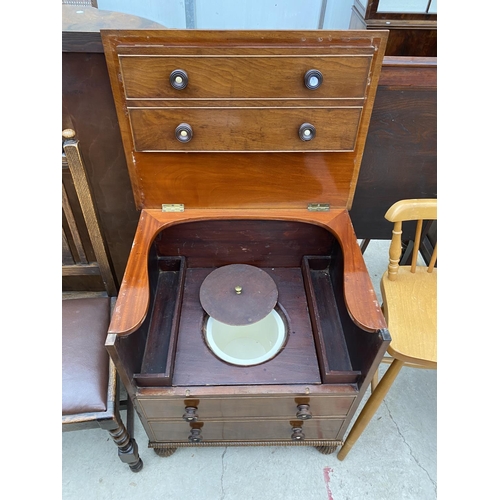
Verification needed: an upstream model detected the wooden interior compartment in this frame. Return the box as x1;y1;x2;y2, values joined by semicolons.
132;255;185;387
173;265;321;386
302;245;389;388
302;255;361;384
130;218;380;389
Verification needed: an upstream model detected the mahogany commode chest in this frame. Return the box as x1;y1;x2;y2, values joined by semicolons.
102;29;390;456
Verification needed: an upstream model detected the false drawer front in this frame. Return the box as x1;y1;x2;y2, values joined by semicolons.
149;418;344;442
138;395;355;420
119;55;372;100
129;106;362;152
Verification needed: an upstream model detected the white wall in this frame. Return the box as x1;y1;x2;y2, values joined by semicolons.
98;0;187;27
97;0;357;30
195;0;323;30
322;0;356;29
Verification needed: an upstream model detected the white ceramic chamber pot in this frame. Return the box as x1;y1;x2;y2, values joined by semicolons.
199;264;288;366
205;308;286;366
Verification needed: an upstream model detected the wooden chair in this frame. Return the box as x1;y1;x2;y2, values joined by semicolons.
337;198;437;460
62;129;143;472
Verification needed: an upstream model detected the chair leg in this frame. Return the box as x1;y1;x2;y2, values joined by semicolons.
108;421;143;472
337;358;404;461
371;368;379;392
100;411;143;472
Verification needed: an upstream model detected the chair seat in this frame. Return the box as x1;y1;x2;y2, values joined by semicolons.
381;266;437;368
62;297;111;415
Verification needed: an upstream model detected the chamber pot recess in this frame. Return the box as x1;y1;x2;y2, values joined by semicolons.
200;263;288;366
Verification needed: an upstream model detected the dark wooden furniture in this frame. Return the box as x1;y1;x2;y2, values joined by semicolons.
350;55;437;245
62;129;143;472
101;29;391;455
350;0;437;57
62;5;166;286
62;7;437;283
352;56;437;260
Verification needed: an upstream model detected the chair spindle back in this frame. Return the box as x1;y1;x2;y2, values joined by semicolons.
62;129;117;297
385;199;437;281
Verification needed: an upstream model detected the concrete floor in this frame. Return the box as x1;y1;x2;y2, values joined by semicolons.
62;240;437;499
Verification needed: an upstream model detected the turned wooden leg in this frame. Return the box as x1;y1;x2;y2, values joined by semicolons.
99;411;143;472
337;358;404;461
107;421;143;472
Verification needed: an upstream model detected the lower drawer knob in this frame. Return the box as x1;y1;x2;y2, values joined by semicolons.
188;429;203;443
299;123;316;141
183;406;199;422
175;123;193;143
291;427;305;441
296;404;312;420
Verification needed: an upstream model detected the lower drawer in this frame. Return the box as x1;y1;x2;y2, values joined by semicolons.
137;395;355;420
129;106;362;152
148;418;344;442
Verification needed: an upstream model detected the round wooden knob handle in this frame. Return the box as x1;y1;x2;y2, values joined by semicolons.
170;69;188;90
291;427;305;441
188;428;203;443
299;123;316;141
304;69;323;90
296;404;312;420
183;406;199;422
175;123;193;143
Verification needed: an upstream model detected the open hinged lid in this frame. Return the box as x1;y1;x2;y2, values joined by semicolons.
102;29;388;211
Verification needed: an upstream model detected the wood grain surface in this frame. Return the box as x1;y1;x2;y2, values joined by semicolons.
64;27;435;283
108;209;386;337
129;106;362;152
172;266;321;386
119;54;371;99
102;29;388;210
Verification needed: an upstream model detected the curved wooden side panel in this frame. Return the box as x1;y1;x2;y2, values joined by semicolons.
108;209;386;337
326;210;386;331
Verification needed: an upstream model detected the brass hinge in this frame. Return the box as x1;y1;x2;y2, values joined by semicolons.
162;204;185;212
307;203;330;212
